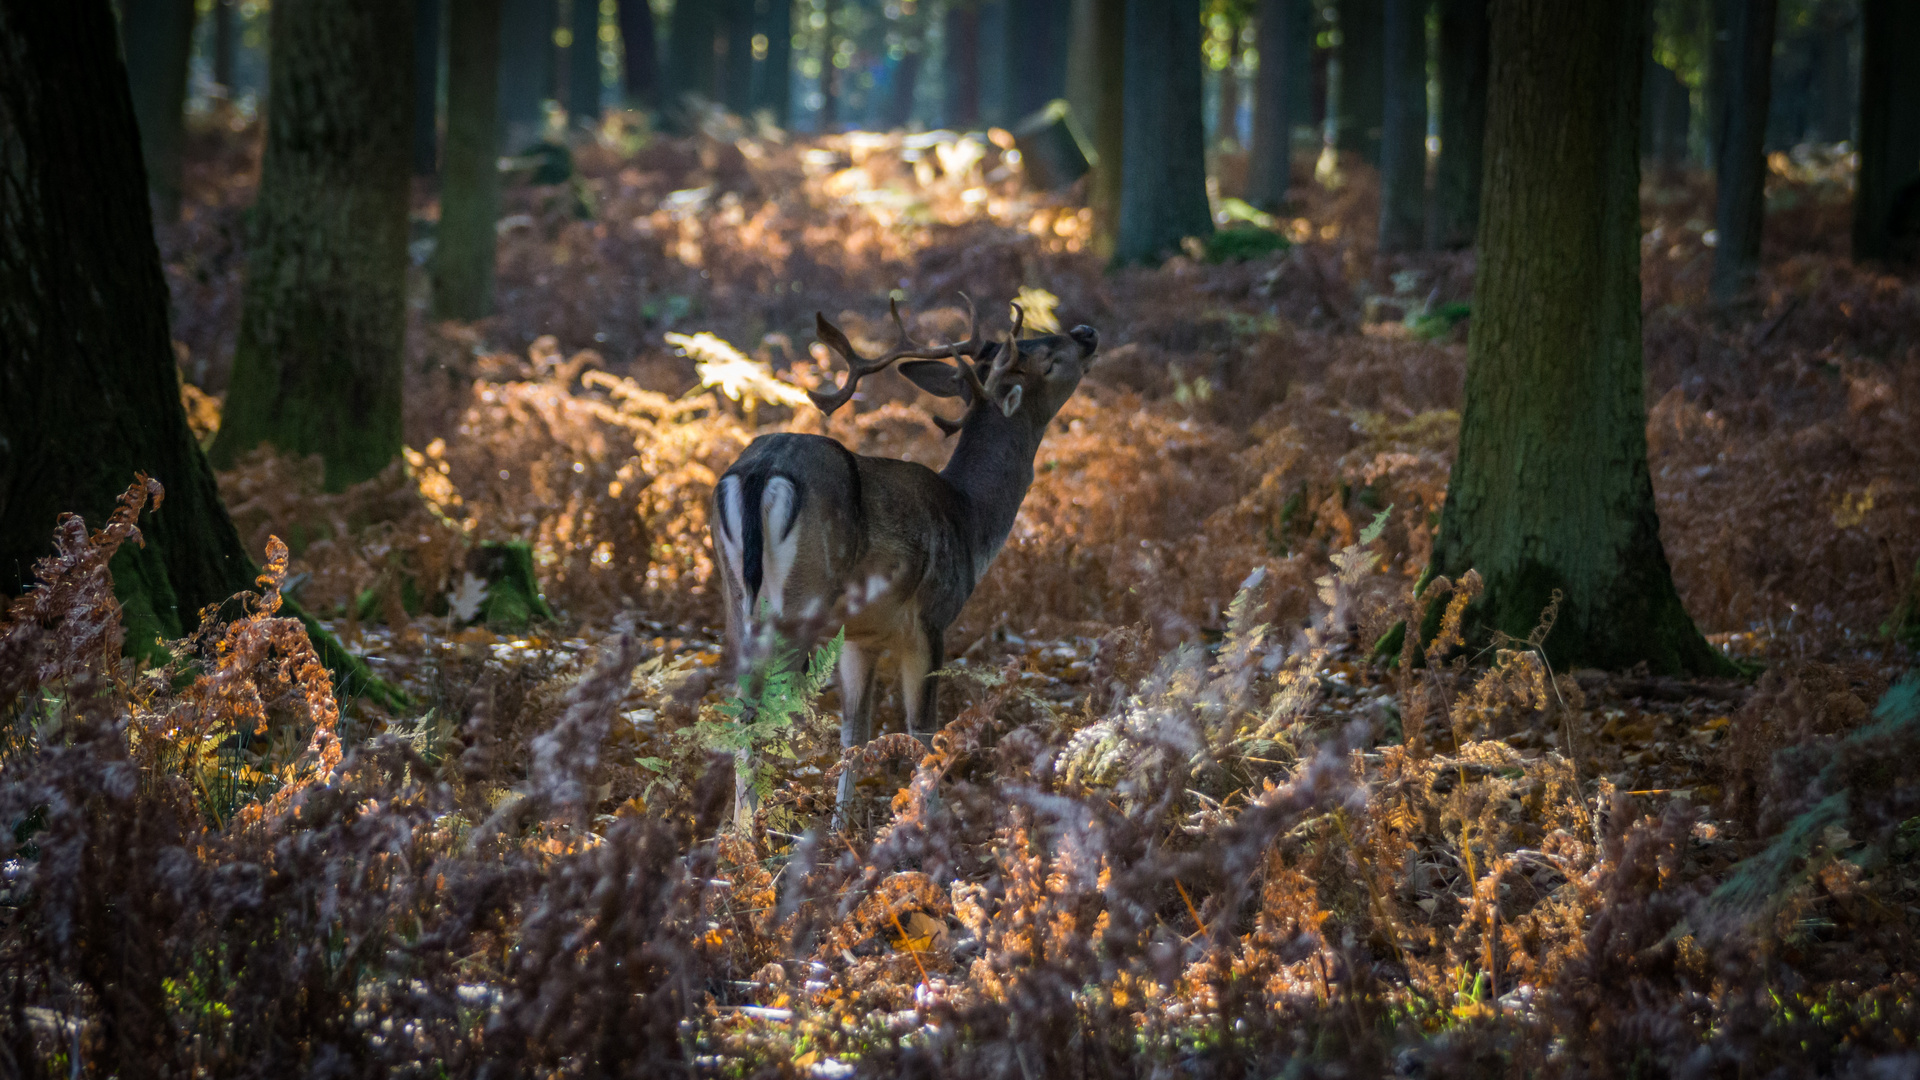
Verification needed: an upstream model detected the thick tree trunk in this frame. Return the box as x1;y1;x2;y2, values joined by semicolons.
435;0;503;320
1246;0;1303;210
571;0;604;125
1431;0;1486;249
1428;0;1729;676
1376;0;1424;252
499;0;554;150
1852;0;1920;263
210;0;412;493
1114;0;1212;265
1809;6;1853;144
1006;0;1069;122
720;0;754;114
1;0;394;712
665;0;719;127
751;0;792;124
1087;0;1125;255
944;2;980;127
1709;0;1775;302
120;0;198;221
619;0;661;108
414;0;443;175
213;0;237;92
1335;0;1383;164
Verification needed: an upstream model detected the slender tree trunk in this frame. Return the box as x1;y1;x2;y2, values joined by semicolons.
1376;0;1424;252
1709;0;1774;302
945;1;980;128
665;0;719;127
210;0;412;492
818;0;838;129
1431;0;1486;248
977;0;1007;124
1006;0;1069;122
435;0;503;320
414;0;443;175
1428;0;1729;676
750;0;793;124
499;0;554;149
1067;0;1099;132
1336;0;1383;164
1216;26;1241;148
120;0;198;221
619;0;661;108
213;0;237;92
1246;0;1296;209
1852;0;1920;263
1810;6;1853;144
883;46;924;129
1089;0;1125;255
571;0;604;125
1114;0;1212;265
720;0;755;114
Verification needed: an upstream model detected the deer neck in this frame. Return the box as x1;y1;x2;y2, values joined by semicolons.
939;405;1044;583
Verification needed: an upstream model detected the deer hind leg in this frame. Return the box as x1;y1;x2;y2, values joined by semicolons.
834;640;879;814
898;622;942;743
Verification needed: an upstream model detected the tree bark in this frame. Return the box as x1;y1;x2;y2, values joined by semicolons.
1709;0;1774;302
750;0;792;124
414;0;443;175
1809;4;1853;144
1006;0;1069;122
976;0;1007;124
1430;0;1485;249
619;0;661;108
213;0;237;92
499;0;554;150
882;46;924;129
1852;0;1920;263
210;0;413;493
435;0;503;320
1246;0;1304;210
1335;0;1383;164
1428;0;1730;676
1086;0;1125;255
665;0;719;128
1114;0;1212;265
944;1;980;127
571;0;605;125
1216;24;1241;148
720;0;755;114
120;0;198;221
1376;0;1425;252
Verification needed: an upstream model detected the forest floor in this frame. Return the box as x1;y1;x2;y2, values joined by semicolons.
10;116;1918;1074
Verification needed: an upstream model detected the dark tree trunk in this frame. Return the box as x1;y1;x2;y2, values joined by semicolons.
213;0;237;91
1852;0;1920;263
665;0;719;126
883;46;924;129
1643;60;1690;171
944;1;980;127
977;0;1007;124
571;0;604;124
414;0;443;175
1087;0;1125;254
1114;0;1212;265
1376;0;1425;252
1810;6;1853;144
1709;0;1775;302
435;0;503;320
720;0;754;114
1431;0;1486;249
210;0;412;492
120;0;198;220
1336;0;1383;164
1766;23;1811;151
1006;0;1069;122
750;0;793;124
1246;0;1304;210
499;0;554;149
619;0;661;108
1428;0;1729;675
1;0;256;655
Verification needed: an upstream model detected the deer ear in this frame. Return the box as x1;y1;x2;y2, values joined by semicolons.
899;360;966;399
997;383;1023;417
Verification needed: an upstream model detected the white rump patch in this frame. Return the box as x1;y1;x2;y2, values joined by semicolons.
760;477;800;617
715;476;751;630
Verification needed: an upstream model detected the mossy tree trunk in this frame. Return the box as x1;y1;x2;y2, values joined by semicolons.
209;0;413;493
1083;0;1125;256
1709;0;1775;302
434;0;504;320
1376;0;1425;253
1428;0;1731;676
619;0;661;110
1335;0;1383;165
1114;0;1212;266
1;0;397;708
750;0;792;123
1852;0;1920;263
119;0;198;221
1431;0;1486;249
1246;0;1307;211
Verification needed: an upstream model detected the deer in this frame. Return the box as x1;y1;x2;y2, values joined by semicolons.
711;298;1099;816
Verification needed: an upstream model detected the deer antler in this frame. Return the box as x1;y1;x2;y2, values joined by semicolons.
809;297;987;414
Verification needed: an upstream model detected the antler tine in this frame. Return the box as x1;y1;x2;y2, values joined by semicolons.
983;302;1024;395
807;303;990;415
888;296;920;348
